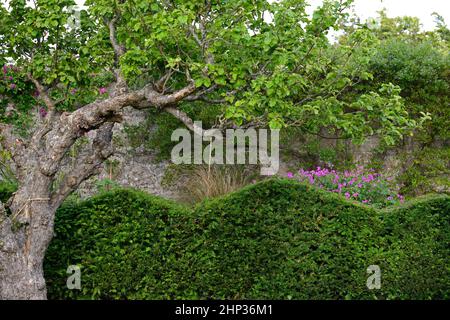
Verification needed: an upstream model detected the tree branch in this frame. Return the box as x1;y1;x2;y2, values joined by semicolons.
37;80;197;178
0;123;26;167
153;69;174;93
27;74;56;112
189;17;214;65
51;123;114;207
107;17;125;59
106;17;127;95
144;81;197;107
184;84;217;101
164;105;207;136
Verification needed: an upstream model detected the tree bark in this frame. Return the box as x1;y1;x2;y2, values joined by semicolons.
0;47;217;299
0;174;54;300
0;6;224;298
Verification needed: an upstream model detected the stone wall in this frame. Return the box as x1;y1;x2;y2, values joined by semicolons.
74;110;448;199
76;107;180;199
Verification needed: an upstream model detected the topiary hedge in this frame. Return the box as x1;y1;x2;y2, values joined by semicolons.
172;180;450;300
44;189;189;299
42;179;449;299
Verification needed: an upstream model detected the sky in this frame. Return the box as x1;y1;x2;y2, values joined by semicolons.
71;1;449;32
307;0;450;31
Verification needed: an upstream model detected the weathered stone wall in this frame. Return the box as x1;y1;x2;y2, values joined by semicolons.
76;107;180;199
73;109;448;199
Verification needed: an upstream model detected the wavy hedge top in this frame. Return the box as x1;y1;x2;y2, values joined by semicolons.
44;179;449;300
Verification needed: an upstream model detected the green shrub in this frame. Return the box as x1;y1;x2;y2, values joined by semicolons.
44;189;188;299
176;180;449;299
44;179;449;299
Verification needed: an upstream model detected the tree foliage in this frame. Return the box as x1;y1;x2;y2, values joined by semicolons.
0;0;425;144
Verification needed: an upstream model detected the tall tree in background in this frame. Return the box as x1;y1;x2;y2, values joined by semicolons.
0;0;420;299
337;10;449;194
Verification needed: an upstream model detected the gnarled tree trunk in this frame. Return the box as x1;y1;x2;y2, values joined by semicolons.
0;83;206;299
0;174;54;300
0;13;213;300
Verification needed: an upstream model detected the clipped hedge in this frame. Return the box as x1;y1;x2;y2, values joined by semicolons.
43;179;449;299
44;189;188;299
173;180;449;299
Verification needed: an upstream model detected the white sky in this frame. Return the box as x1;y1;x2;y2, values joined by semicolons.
307;0;450;31
73;0;450;31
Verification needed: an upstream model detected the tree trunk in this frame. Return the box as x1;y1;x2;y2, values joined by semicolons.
0;43;200;299
0;177;54;300
0;119;117;300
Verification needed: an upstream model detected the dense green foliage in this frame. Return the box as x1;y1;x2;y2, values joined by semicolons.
0;0;424;143
343;11;450;195
43;179;449;300
275;11;450;197
0;0;448;300
44;189;188;299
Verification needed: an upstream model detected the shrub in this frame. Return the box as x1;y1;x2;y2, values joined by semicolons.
44;179;450;299
175;179;449;299
44;189;188;299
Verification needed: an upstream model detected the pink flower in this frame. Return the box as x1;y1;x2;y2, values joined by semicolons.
99;87;107;95
352;193;359;198
286;172;294;179
345;192;350;199
362;200;369;204
39;107;47;118
9;83;16;90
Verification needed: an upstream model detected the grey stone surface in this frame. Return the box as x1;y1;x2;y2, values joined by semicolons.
73;108;448;199
76;107;179;199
